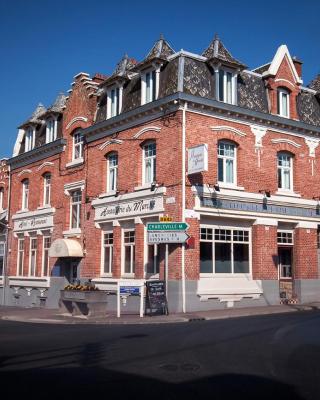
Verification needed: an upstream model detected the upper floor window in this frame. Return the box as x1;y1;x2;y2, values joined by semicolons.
217;141;236;185
22;179;29;210
277;88;290;118
142;70;157;105
277;152;293;191
107;153;118;192
217;69;236;105
71;190;82;229
43;173;51;206
25;127;35;152
0;187;3;211
143;141;156;184
46;119;56;143
107;87;121;118
73;132;84;160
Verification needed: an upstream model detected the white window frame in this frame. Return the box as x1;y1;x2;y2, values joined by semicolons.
46;118;57;143
216;68;237;105
143;141;156;185
122;229;135;276
25;127;35;152
22;179;29;210
17;238;24;276
107;153;118;192
141;67;160;105
0;187;3;211
145;243;159;277
70;190;82;229
200;225;252;277
107;85;123;118
42;236;51;277
277;230;294;246
277;152;293;192
278;88;290;118
73;131;84;161
217;141;237;186
43;173;51;206
101;231;113;276
29;236;37;277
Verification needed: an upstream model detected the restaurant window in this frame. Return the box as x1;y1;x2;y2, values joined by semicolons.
123;230;135;274
29;237;37;277
17;238;24;276
102;232;113;275
146;244;159;275
42;236;51;276
71;190;82;229
200;227;250;275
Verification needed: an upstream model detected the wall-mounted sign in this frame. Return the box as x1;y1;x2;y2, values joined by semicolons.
95;196;164;221
13;214;54;232
148;231;190;244
188;144;208;175
159;216;173;222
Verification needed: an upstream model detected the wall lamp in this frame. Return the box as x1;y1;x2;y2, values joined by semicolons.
150;182;157;192
115;190;121;197
259;190;271;209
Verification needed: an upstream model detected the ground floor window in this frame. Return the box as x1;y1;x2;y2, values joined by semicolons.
102;232;113;274
0;242;4;276
124;230;135;274
42;236;51;276
277;230;293;279
17;238;24;276
146;244;159;275
200;227;250;274
29;237;37;276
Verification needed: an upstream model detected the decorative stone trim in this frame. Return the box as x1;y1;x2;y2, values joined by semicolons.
66;116;88;130
133;126;161;139
17;169;32;177
99;139;123;151
36;161;54;171
271;138;301;148
211;125;246;137
64;180;85;195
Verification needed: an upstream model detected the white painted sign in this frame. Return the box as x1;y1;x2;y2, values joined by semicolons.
95;196;164;221
148;231;190;244
188;144;208;175
13;215;54;232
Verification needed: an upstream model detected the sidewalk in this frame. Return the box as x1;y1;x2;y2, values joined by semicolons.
1;302;320;325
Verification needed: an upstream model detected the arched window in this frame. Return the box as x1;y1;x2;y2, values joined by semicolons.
277;152;293;190
43;173;51;206
73;130;84;160
106;153;118;192
21;179;29;210
217;140;236;185
143;141;156;184
277;88;290;118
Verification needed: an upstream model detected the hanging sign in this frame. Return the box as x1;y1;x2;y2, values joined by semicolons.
188;144;208;175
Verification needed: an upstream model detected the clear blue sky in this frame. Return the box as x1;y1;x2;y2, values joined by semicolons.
1;0;319;158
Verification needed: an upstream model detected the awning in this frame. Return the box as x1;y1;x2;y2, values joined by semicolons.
49;238;84;258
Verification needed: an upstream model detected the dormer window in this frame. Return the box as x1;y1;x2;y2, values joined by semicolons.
46;118;57;143
277;88;290;118
107;86;122;118
25;127;35;152
141;69;159;105
217;69;237;105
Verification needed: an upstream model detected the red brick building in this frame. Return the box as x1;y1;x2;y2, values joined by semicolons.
3;36;320;311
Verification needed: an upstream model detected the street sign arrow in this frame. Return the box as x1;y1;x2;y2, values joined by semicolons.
147;222;190;231
147;231;190;244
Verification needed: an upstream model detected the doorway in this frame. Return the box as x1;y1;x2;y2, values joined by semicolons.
278;247;294;301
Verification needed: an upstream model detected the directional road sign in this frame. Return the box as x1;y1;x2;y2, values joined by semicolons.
147;222;189;231
148;231;190;244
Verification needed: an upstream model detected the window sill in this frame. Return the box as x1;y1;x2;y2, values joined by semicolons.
100;273;113;278
63;228;81;238
121;274;135;279
66;158;84;169
275;190;301;198
99;191;117;199
134;183;154;191
217;183;245;191
16;209;29;214
37;205;52;210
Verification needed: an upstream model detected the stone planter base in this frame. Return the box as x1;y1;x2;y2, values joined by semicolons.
59;290;108;318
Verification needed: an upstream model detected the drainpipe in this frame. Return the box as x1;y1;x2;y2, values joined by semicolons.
181;101;187;313
2;163;11;306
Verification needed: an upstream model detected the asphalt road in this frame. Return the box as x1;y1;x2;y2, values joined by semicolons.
0;311;320;400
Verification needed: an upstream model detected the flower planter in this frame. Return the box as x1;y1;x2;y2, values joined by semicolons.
59;290;108;318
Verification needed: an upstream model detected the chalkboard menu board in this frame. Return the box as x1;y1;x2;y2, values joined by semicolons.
145;280;169;316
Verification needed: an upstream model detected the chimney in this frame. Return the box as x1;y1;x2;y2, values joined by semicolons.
92;73;108;84
292;56;303;79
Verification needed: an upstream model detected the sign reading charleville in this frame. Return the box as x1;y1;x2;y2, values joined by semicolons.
95;197;164;221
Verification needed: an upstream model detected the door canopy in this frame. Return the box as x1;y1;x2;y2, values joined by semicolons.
49;238;83;258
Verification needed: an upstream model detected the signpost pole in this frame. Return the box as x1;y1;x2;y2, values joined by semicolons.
165;243;169;298
117;283;120;318
139;286;144;318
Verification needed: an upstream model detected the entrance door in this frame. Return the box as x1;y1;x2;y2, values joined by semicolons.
278;247;294;301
